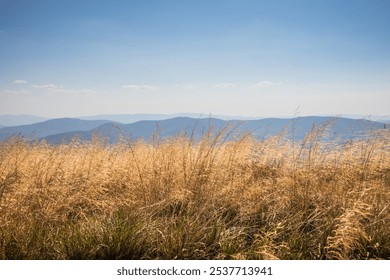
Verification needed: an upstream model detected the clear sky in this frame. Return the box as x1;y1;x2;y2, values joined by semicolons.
0;0;389;118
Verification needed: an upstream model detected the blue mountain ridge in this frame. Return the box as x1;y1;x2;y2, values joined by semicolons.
0;116;387;144
33;116;388;144
0;118;113;141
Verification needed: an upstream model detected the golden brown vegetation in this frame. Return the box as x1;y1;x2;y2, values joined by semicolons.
0;126;389;259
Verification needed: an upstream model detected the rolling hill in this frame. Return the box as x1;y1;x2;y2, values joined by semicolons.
41;116;388;144
0;116;387;144
77;113;258;123
0;118;113;141
0;115;49;127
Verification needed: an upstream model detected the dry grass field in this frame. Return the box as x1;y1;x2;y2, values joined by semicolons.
0;125;389;259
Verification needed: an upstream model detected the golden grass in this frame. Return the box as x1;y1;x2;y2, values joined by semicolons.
0;125;389;259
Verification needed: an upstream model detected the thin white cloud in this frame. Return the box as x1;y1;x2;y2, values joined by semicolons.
184;84;196;90
13;80;28;84
252;81;282;88
32;83;63;90
215;83;236;88
1;89;30;96
32;83;97;96
77;89;97;94
173;83;196;90
122;84;160;91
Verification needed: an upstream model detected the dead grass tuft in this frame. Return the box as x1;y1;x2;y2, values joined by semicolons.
0;124;389;259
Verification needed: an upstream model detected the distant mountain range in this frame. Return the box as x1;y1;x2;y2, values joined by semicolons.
0;113;251;127
0;116;387;144
77;113;254;123
0;118;111;141
2;113;388;127
0;115;49;126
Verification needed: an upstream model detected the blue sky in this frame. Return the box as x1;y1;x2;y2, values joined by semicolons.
0;0;389;118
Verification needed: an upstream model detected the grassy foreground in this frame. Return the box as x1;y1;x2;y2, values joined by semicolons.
0;126;389;259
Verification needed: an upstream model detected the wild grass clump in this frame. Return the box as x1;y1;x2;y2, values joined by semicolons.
0;125;389;259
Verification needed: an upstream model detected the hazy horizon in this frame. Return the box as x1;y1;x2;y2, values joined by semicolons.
1;0;389;118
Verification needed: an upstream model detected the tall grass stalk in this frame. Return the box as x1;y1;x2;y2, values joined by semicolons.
0;125;389;259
